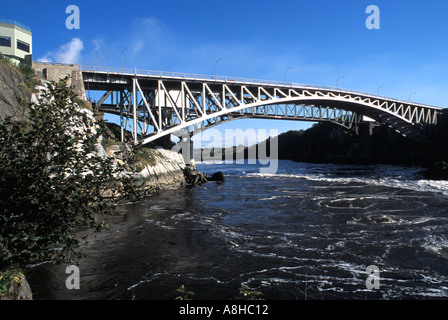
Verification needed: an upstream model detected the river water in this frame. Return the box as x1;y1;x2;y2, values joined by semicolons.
26;160;448;300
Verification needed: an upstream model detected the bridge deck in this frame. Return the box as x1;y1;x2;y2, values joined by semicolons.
80;65;441;111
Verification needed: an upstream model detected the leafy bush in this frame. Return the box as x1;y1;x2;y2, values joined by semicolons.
0;270;24;294
175;284;195;300
239;285;264;300
0;76;138;270
18;63;40;92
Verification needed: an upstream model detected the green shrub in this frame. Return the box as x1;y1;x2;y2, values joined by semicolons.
0;76;138;270
18;63;40;92
0;270;24;294
175;284;195;300
239;285;264;300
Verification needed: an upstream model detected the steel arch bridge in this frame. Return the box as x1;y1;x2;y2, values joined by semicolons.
80;66;443;145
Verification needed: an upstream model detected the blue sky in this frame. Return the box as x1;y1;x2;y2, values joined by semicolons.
2;0;448;144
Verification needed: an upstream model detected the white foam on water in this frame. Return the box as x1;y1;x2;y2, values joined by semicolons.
247;169;448;197
421;234;448;258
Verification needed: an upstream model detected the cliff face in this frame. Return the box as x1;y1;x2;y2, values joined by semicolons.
0;60;31;121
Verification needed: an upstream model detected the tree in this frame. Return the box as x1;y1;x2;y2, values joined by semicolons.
0;76;138;270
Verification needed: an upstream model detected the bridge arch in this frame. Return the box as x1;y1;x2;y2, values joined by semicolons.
143;95;427;145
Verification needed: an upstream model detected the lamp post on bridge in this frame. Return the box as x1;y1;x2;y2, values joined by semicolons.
336;76;344;89
377;85;385;95
121;47;128;75
284;67;292;83
409;92;416;101
215;57;222;80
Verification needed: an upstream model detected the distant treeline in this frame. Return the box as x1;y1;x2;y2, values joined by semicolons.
199;109;448;166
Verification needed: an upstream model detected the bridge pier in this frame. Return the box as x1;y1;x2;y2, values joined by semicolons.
359;122;374;136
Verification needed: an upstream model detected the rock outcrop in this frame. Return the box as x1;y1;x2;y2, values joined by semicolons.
138;148;189;190
0;272;33;300
0;59;32;121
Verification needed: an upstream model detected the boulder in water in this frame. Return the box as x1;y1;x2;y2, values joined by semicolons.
423;161;448;180
183;166;208;185
207;171;225;182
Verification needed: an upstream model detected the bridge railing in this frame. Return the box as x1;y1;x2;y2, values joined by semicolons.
79;65;441;109
80;65;304;87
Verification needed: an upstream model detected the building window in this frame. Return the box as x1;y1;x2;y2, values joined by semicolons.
17;40;30;53
0;36;11;47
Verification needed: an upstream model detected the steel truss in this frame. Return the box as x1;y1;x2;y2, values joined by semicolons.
81;66;442;145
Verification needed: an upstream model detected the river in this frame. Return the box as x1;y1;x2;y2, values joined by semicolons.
26;160;448;300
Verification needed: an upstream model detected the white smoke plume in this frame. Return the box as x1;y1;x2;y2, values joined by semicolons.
39;38;84;64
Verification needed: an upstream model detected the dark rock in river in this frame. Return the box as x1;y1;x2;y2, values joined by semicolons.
183;166;208;185
207;171;225;182
423;161;448;180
